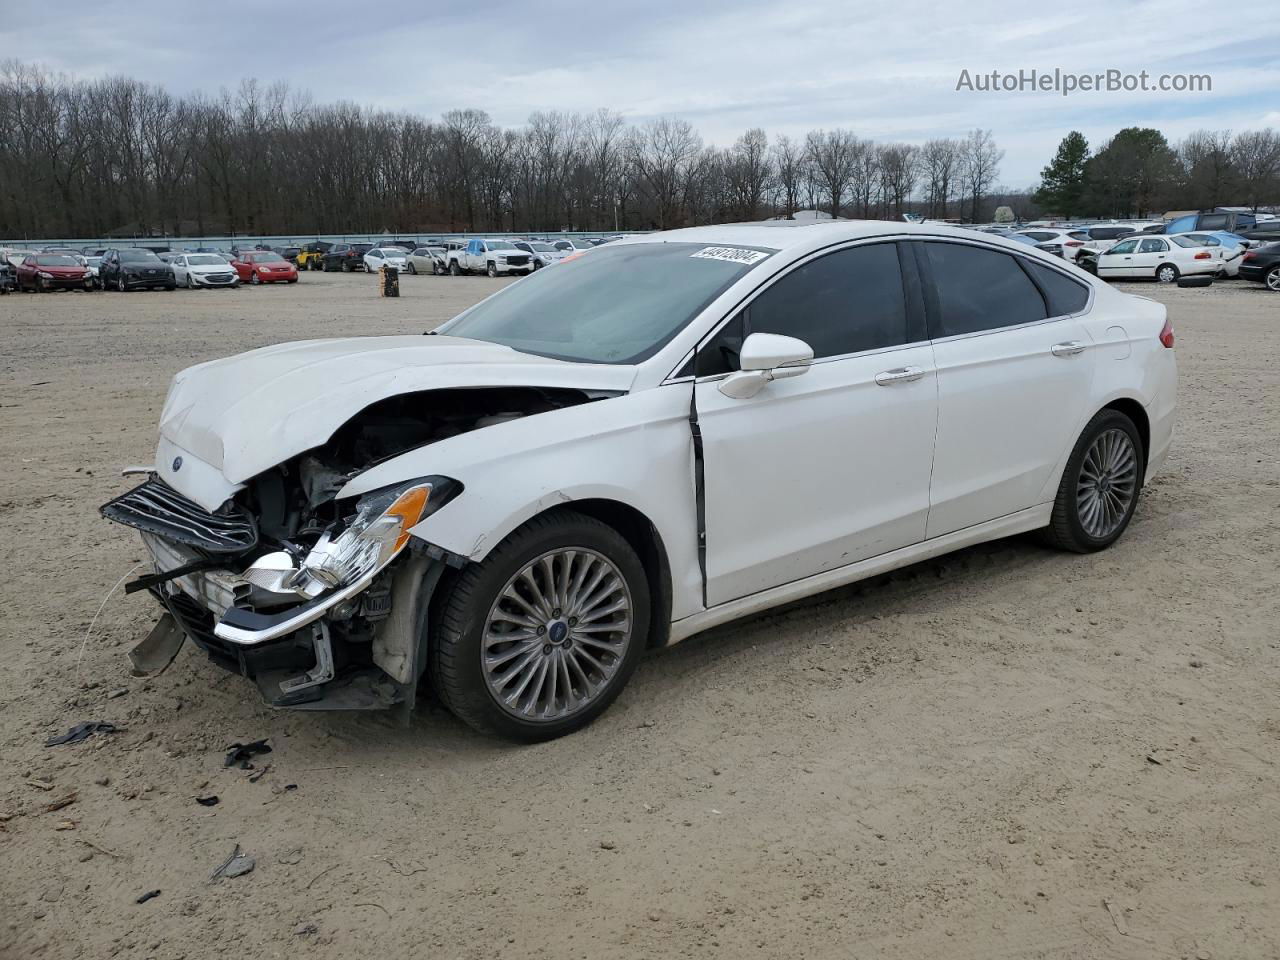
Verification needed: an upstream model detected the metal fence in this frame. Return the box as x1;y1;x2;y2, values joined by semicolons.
1;231;642;251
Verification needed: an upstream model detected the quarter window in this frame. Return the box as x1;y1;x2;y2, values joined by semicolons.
1023;261;1090;316
924;242;1046;337
1138;238;1167;253
744;243;910;359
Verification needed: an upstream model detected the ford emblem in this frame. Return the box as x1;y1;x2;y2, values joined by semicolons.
171;456;183;472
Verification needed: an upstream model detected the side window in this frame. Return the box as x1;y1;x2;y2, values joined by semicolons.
1109;239;1139;255
1198;214;1228;230
1138;238;1166;253
696;313;745;376
745;243;909;359
1022;261;1090;316
924;242;1046;337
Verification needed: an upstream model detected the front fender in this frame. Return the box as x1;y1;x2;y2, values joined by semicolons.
337;386;704;619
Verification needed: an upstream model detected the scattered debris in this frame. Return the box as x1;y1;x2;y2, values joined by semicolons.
224;739;272;769
93;776;110;787
354;902;391;919
106;687;129;699
210;844;256;881
195;795;220;807
45;722;120;747
247;763;272;783
75;838;124;859
1103;898;1129;936
45;792;78;813
599;840;617;851
304;864;339;890
1145;755;1164;766
136;890;161;904
54;820;77;831
26;779;55;791
1189;659;1204;669
293;922;318;936
373;856;428;877
278;847;304;865
638;720;655;728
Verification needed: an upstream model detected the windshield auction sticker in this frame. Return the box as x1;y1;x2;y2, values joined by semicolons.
689;246;770;265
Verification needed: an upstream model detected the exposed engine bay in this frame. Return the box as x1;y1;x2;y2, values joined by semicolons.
102;385;610;710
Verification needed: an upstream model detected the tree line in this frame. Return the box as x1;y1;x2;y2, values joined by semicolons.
0;61;1006;239
1033;127;1280;219
3;59;1276;240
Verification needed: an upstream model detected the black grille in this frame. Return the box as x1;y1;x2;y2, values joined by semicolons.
101;478;258;554
506;255;530;266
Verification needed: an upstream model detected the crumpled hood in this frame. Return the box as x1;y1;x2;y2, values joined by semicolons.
157;334;637;492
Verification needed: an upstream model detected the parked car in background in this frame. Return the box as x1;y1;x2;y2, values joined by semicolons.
232;250;299;284
552;238;597;254
407;245;447;275
363;247;410;273
510;240;568;269
1238;243;1280;291
100;221;1176;740
1015;228;1090;261
3;249;37;271
278;246;302;266
448;238;535;276
171;253;241;289
1077;225;1139;257
82;255;102;287
1095;235;1223;282
1170;232;1250;277
296;241;332;271
1163;210;1259;236
100;248;176;291
0;260;13;293
321;243;374;272
1239;225;1280;244
15;253;95;292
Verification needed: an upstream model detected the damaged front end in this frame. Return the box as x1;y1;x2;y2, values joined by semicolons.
101;384;609;712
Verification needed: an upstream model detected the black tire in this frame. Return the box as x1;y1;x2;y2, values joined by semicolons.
116;275;126;293
287;277;297;284
341;260;352;273
1265;266;1280;292
429;510;650;741
1041;409;1145;553
449;261;460;276
407;261;417;275
487;261;498;278
320;259;330;272
1155;263;1179;283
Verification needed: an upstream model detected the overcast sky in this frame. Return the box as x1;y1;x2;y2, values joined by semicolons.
3;0;1276;187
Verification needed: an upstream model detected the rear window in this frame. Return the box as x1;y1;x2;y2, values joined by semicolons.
119;250;160;262
925;242;1046;337
1023;261;1090;316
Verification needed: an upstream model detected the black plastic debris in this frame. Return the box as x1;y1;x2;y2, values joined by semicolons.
195;795;220;807
223;739;272;769
136;890;161;904
45;722;119;747
210;844;256;882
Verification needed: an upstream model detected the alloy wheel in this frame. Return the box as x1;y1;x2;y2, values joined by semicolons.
1267;267;1280;292
1075;428;1138;539
481;548;634;722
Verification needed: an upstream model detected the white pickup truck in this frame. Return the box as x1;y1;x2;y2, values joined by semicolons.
447;239;535;277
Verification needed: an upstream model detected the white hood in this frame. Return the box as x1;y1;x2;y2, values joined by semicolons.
156;335;636;507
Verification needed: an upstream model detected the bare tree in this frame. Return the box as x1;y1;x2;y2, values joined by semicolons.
723;128;772;221
1232;129;1280;212
959;129;1004;221
804;129;859;218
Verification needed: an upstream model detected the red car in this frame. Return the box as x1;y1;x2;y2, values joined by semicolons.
231;251;299;285
17;254;94;292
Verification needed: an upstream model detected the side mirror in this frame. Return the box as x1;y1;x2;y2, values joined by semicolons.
718;333;813;399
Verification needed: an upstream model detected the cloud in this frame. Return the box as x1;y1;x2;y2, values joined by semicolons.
4;0;1277;186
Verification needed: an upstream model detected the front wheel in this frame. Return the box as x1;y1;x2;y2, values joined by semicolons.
116;276;126;293
1042;409;1144;553
408;262;417;275
449;261;460;276
487;262;498;278
430;510;650;742
250;272;260;285
1156;263;1179;283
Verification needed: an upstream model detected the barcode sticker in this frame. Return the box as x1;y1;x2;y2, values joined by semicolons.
689;246;769;265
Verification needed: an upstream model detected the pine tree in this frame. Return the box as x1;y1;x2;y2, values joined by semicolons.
1033;132;1089;217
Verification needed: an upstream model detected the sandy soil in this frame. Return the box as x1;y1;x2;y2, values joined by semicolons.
1;270;1277;960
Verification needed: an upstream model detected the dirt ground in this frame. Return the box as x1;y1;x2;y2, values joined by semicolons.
1;269;1277;960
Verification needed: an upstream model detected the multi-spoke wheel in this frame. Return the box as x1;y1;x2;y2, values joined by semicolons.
1043;409;1145;552
430;510;649;741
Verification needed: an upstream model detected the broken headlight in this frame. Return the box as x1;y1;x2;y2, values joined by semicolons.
241;477;459;601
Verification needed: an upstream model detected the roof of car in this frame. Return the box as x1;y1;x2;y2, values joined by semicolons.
615;220;1037;254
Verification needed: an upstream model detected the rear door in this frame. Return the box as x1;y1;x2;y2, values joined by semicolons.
918;240;1097;537
1131;237;1170;277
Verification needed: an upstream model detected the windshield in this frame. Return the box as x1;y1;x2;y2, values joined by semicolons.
119;250;160;262
439;242;774;364
529;242;556;252
488;241;516;250
252;252;287;262
187;255;223;265
571;239;594;250
35;255;79;266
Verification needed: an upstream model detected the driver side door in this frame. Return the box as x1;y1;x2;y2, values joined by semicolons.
693;241;938;606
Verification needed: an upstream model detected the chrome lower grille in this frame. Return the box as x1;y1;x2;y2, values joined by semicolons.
101;478;258;554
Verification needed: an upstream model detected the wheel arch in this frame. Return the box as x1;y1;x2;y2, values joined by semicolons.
1101;397;1150;474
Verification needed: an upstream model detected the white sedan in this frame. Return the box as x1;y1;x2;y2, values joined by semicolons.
1015;228;1091;261
101;221;1176;741
171;253;241;289
1095;235;1224;282
511;240;570;269
363;247;410;273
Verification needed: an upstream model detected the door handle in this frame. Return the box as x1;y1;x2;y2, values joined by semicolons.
1051;341;1086;357
874;366;926;386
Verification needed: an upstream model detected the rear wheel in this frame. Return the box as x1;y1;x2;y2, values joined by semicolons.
1155;263;1179;283
408;262;417;275
1266;266;1280;292
430;510;649;741
1042;409;1144;553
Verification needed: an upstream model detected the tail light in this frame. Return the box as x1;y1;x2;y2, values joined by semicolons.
1065;240;1084;247
1159;317;1174;348
1242;251;1256;262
